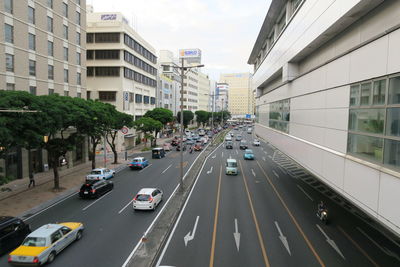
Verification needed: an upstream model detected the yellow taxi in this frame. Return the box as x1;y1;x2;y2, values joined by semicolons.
8;222;84;266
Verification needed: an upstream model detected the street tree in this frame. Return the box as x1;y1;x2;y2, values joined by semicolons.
133;117;162;147
144;108;173;145
176;110;194;129
195;110;210;127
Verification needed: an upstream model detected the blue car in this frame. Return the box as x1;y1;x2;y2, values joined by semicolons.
244;149;255;160
129;157;149;169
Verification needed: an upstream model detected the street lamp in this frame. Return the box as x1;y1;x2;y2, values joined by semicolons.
203;93;217;129
162;59;204;190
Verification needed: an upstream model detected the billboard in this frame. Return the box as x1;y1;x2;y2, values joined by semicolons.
179;49;201;58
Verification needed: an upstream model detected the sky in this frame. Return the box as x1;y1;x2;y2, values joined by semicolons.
88;0;270;81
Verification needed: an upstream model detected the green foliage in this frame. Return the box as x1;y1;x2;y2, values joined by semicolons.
144;108;173;126
195;110;210;126
176;110;194;128
212;111;231;123
134;117;163;133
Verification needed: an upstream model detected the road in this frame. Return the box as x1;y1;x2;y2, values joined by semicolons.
0;144;206;267
157;128;400;267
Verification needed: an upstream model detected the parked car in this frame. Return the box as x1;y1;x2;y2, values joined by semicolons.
225;141;233;149
79;180;114;198
225;159;238;175
244;149;255;160
129;157;149;169
133;188;163;211
194;144;203;151
0;217;31;255
253;139;260;146
8;222;84;266
163;143;172;151
239;140;248;150
86;168;115;181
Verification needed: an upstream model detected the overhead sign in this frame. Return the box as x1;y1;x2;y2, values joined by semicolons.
179;49;201;58
101;14;117;20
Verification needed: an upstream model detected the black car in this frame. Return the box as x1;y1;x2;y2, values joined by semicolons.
176;144;186;151
239;140;248;150
225;141;233;149
79;180;113;199
0;216;31;255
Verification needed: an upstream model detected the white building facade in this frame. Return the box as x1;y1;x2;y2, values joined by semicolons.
159;50;181;115
249;0;400;236
198;72;211;111
216;83;229;112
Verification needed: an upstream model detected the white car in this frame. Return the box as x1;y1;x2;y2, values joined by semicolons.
86;168;115;180
8;222;84;265
133;188;163;211
253;139;260;146
225;136;232;141
200;137;208;144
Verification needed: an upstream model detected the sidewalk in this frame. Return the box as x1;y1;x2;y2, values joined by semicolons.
0;137;171;218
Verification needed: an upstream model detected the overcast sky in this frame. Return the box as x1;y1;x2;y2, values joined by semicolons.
88;0;270;81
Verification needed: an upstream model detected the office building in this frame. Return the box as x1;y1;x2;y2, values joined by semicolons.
159;50;181;115
198;72;211;111
220;73;253;116
216;82;229;112
248;0;400;235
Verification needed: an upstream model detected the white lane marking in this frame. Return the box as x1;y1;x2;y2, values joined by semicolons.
161;164;172;174
236;150;238;154
139;163;152;173
262;156;266;161
207;166;213;175
82;191;113;211
275;221;291;255
317;224;345;259
251;169;256;177
268;155;272;158
296;185;314;201
233;218;240;252
118;199;133;214
272;170;279;178
155;143;224;266
222;151;224;158
212;154;217;159
357;227;400;262
184;216;200;246
264;151;267;155
277;166;287;175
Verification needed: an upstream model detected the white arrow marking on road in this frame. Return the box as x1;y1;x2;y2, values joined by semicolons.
264;151;267;154
357;227;400;262
184;216;199;247
233;218;240;252
316;224;345;259
275;221;291;255
161;164;172;174
262;156;266;161
207;166;213;174
212;154;217;159
296;185;313;201
251;169;256;177
222;151;224;157
272;170;279;178
236;150;239;155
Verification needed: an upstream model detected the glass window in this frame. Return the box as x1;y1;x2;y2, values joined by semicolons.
87;33;93;43
29;60;36;76
28;7;35;24
388;76;400;104
48;41;54;56
48;88;54;95
386;108;400;137
349;109;385;134
99;91;116;101
5;0;13;13
347;133;383;162
62;3;68;17
87;50;94;60
350;85;360;106
48;65;54;80
28;33;35;50
76;52;81;65
63;25;68;39
64;69;69;83
47;17;53;32
373;79;386;105
6;83;15;91
77;72;81;85
29;86;36;95
76;11;81;25
47;0;53;8
63;47;68;61
6;54;14;72
5;24;13;43
76;32;81;45
77;92;81;98
360;82;371;106
64;90;69;96
384;139;400;170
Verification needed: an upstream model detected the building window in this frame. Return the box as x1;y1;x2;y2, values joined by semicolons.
386;108;400;137
5;24;13;43
135;94;142;103
28;33;36;50
360;82;372;106
348;109;385;134
62;3;68;17
29;86;37;95
64;90;69;96
47;17;53;32
6;54;14;72
63;47;68;61
64;69;69;83
95;67;120;77
96;50;120;59
6;83;15;91
94;33;120;43
76;52;81;65
77;72;81;85
348;133;383;163
77;92;81;98
151;97;156;105
76;0;81;5
87;50;94;60
29;60;36;76
5;0;13;14
269;99;290;133
48;88;54;95
99;91;116;101
350;85;360;106
276;11;286;35
48;65;54;80
63;25;68;39
144;96;150;104
76;11;80;25
388;76;400;104
373;79;386;105
384;139;400;169
76;32;81;45
47;0;53;8
48;41;54;56
87;67;94;77
87;33;94;43
28;6;35;24
87;91;91;99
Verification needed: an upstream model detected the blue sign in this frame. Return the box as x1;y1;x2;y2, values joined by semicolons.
246;114;251;119
101;14;117;20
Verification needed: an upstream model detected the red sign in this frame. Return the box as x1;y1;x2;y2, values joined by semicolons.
121;126;129;134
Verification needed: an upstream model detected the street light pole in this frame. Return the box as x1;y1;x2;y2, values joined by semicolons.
179;57;184;190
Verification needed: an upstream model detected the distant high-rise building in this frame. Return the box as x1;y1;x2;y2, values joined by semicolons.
220;73;253;117
159;50;181;115
216;83;229;112
198;72;211;111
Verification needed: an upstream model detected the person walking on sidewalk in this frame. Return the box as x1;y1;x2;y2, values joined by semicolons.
28;172;35;188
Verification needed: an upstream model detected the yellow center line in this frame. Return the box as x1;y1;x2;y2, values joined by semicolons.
256;160;326;267
238;160;271;267
209;166;222;267
337;226;380;267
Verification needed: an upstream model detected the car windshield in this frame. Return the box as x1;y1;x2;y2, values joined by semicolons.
241;140;247;144
22;237;47;247
90;170;101;175
227;161;237;167
136;194;150;201
245;150;253;154
133;159;141;163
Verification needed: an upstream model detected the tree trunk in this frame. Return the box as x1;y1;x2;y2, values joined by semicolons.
91;137;97;170
106;132;118;164
52;155;60;190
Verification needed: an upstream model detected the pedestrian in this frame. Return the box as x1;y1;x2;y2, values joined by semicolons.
28;171;35;188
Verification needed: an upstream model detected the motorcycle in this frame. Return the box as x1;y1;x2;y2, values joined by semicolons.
317;208;328;224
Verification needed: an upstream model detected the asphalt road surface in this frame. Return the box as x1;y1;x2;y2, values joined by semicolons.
0;145;205;267
157;128;400;267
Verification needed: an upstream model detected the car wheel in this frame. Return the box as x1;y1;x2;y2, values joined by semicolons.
75;230;83;241
47;251;56;263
